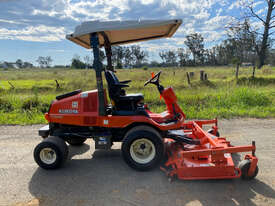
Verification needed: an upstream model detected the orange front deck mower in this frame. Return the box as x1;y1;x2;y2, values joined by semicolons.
34;19;258;181
161;121;258;180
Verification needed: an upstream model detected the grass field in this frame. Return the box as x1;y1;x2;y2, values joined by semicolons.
1;66;275;124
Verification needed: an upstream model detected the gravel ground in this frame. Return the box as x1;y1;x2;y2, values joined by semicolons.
0;119;275;206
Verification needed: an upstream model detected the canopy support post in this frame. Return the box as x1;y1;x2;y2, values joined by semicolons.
100;32;114;72
90;33;106;116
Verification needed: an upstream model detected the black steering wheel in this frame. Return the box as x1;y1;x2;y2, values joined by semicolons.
144;71;162;86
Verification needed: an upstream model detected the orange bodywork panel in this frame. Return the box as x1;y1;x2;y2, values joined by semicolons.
46;89;185;130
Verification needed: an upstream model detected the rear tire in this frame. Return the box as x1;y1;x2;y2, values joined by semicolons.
122;126;164;171
34;136;68;169
239;159;259;180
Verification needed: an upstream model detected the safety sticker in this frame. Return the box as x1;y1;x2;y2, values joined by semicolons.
103;120;109;125
81;92;88;98
72;101;78;108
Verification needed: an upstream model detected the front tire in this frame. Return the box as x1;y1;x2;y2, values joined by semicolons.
122;126;164;171
34;136;68;169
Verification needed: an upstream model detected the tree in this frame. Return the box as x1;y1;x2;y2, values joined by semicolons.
83;55;92;69
15;59;23;68
130;45;148;67
36;56;53;68
45;56;53;68
184;33;204;65
159;51;167;66
22;61;33;68
149;60;161;67
177;48;190;67
36;56;45;68
112;46;125;69
159;50;178;67
123;47;134;68
71;55;86;69
227;19;257;64
242;0;275;68
203;49;217;66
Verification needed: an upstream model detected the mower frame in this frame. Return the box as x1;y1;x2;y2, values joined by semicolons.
34;19;259;180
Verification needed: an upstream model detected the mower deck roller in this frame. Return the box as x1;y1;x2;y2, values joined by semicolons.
34;19;258;181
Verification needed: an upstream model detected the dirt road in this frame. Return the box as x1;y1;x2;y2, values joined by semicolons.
0;119;275;206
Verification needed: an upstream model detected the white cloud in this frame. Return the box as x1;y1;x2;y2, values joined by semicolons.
32;9;59;17
168;10;177;17
253;1;265;8
205;16;230;30
228;1;242;10
217;8;223;16
256;8;266;15
229;0;264;11
202;30;226;43
0;19;18;24
140;0;154;5
193;9;210;20
0;25;65;42
31;0;130;21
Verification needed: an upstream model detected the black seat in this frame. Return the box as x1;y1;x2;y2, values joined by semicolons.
104;70;144;111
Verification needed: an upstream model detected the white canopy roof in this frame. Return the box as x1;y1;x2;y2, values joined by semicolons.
66;19;182;49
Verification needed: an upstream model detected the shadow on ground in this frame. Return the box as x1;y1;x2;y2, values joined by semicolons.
28;144;275;206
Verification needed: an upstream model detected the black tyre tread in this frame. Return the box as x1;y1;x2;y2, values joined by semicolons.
44;136;68;159
125;125;161;138
239;159;259;180
122;126;164;171
207;129;220;137
66;137;87;146
34;136;68;169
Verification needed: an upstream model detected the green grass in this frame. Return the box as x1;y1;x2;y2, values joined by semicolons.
1;66;275;124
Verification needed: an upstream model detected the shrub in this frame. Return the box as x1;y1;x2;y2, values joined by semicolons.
21;97;39;110
0;98;13;112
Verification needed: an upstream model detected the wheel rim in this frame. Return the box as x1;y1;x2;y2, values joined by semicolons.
130;138;156;164
39;147;57;164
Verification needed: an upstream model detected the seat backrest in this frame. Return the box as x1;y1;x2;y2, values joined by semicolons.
104;70;121;101
105;70;119;85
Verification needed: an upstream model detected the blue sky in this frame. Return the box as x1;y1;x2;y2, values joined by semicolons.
0;0;266;66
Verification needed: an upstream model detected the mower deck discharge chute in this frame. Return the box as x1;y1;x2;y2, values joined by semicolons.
34;19;258;180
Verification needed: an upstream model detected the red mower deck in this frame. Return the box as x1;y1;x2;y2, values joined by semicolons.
161;120;258;180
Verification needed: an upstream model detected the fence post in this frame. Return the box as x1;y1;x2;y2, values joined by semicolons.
55;80;60;89
8;81;15;89
235;64;239;79
204;73;208;81
186;72;191;85
252;66;256;78
200;70;205;81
